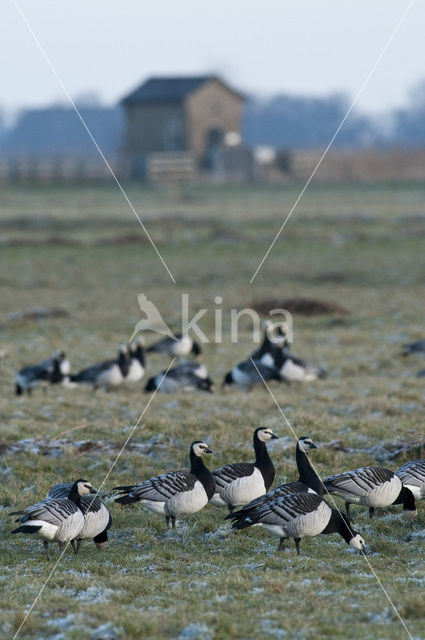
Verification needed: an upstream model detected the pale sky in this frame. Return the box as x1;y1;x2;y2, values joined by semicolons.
1;0;423;119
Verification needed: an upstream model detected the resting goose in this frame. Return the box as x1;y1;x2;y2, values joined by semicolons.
47;483;112;552
222;359;281;390
15;353;64;396
145;364;214;393
126;338;146;383
273;348;325;383
146;334;201;358
210;428;278;511
324;466;417;523
227;492;366;555
70;345;130;390
10;479;95;558
114;441;215;528
396;460;425;501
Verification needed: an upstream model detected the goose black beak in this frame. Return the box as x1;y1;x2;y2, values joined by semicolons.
89;487;98;494
270;433;279;440
205;448;213;454
310;443;318;449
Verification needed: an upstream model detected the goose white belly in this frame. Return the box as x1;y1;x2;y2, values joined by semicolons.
126;359;144;382
79;505;110;539
25;519;59;541
140;500;167;515
166;481;208;516
280;360;317;382
97;364;123;387
219;468;266;507
209;493;228;507
29;510;84;542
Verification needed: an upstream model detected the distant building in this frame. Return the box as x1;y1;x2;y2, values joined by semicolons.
120;75;245;180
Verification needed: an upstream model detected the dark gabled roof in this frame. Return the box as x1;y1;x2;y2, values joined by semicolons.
121;75;243;105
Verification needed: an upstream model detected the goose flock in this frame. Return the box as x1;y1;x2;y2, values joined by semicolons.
9;431;425;558
13;322;325;396
7;327;425;561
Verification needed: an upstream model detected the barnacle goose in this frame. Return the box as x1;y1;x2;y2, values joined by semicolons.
70;344;130;390
114;441;215;528
222;359;281;390
403;338;425;357
396;460;425;501
41;350;71;376
146;334;202;358
47;483;112;552
15;352;64;395
227;492;366;555
210;428;278;511
10;479;95;558
145;364;214;393
250;321;288;368
126;338;146;383
240;437;324;511
324;466;417;523
273;347;325;383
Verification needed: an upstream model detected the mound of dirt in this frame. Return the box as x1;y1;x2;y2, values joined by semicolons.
251;297;349;316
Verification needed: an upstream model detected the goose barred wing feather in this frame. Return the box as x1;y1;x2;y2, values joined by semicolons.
46;482;73;500
73;360;114;382
396;460;425;495
230;492;324;528
213;463;255;487
324;467;394;496
115;471;197;502
12;499;80;526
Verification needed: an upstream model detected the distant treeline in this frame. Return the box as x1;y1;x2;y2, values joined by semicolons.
1;81;425;156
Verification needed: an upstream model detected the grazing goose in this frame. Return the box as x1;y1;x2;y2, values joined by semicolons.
210;428;278;511
126;338;146;383
222;359;281;390
324;466;417;523
146;334;202;358
70;345;130;390
396;460;425;500
47;483;112;552
145;364;214;393
227;492;366;555
403;339;425;357
10;479;95;559
15;353;64;396
114;441;215;528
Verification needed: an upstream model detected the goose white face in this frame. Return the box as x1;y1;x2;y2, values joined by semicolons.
192;442;212;457
298;437;317;453
257;428;277;442
77;481;95;495
349;534;366;551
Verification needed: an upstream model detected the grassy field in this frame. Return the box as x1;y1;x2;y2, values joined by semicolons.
0;182;425;640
